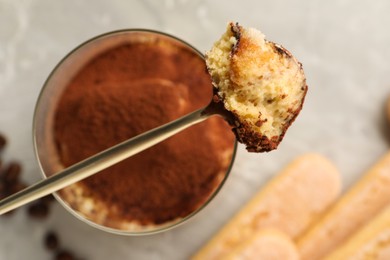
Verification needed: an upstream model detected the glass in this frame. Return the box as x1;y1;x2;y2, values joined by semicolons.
33;29;237;235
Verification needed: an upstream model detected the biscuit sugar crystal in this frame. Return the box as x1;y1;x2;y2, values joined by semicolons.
206;22;307;152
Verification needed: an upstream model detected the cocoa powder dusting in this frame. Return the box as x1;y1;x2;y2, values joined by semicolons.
53;35;235;228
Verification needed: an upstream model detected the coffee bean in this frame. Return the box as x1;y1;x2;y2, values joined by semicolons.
3;162;21;184
0;132;81;259
0;181;4;194
41;194;55;205
55;250;75;260
27;201;49;219
9;182;27;194
0;160;4;179
0;176;7;202
45;231;59;251
0;134;6;151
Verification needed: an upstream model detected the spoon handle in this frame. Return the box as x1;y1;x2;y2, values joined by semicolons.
0;108;210;215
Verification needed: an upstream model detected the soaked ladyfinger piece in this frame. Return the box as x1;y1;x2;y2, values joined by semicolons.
297;151;390;260
325;205;390;260
225;229;299;260
205;22;307;152
192;153;341;260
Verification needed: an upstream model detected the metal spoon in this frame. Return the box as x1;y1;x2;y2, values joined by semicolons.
0;102;228;215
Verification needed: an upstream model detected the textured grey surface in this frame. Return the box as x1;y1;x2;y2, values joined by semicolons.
1;0;390;259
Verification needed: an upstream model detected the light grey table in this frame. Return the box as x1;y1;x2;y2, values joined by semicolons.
1;0;390;259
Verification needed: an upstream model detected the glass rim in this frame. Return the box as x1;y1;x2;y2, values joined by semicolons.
32;28;238;236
